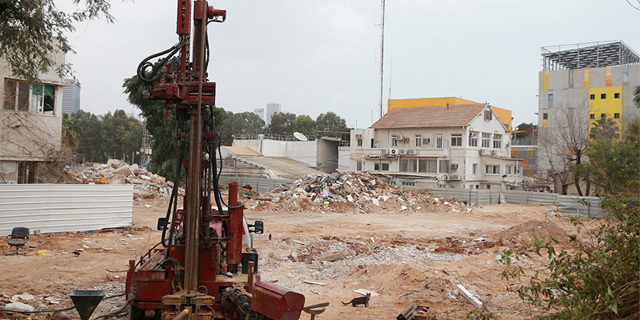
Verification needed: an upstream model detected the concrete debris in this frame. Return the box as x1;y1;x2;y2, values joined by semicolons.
2;301;35;312
456;284;483;309
60;160;182;200
249;172;470;213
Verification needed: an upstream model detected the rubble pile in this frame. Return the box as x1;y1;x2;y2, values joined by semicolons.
251;172;469;213
60;159;180;199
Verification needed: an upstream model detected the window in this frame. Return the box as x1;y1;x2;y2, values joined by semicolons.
436;135;443;149
601;113;606;119
590;113;595;119
469;132;478;147
548;94;553;108
601;93;606;99
391;136;397;147
438;160;450;173
590;94;595;100
399;159;416;172
356;161;362;171
472;163;478;174
543;113;548;120
614;92;620;99
484;110;492;121
419;159;437;173
381;163;389;171
505;165;513;174
614;113;620;119
485;165;500;174
451;134;462;147
415;135;422;147
568;69;574;88
3;79;55;115
374;163;380;171
493;134;502;149
357;139;363;147
481;133;491;148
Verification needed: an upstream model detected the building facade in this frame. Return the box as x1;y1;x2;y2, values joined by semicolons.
265;103;281;126
537;41;640;181
351;104;521;189
61;79;81;114
0;52;66;183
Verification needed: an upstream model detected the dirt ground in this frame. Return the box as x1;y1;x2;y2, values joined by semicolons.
0;197;600;320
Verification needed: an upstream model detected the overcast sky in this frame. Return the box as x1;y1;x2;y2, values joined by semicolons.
60;0;640;128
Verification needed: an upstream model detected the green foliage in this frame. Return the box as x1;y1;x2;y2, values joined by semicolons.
0;0;115;83
122;75;179;180
579;118;640;194
69;109;142;164
634;86;639;108
498;195;639;319
466;306;497;320
62;113;81;149
315;111;349;132
497;119;640;319
219;111;264;145
267;112;296;135
292;115;315;137
515;122;536;140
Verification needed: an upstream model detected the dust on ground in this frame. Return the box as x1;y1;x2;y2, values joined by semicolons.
0;197;601;320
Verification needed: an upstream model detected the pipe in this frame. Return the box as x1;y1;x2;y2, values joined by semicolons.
172;309;190;320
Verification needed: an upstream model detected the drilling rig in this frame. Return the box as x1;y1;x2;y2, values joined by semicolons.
125;1;305;319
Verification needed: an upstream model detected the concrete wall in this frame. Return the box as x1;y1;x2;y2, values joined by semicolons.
233;139;317;166
316;138;339;172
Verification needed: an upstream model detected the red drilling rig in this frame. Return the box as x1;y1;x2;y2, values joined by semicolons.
125;1;305;319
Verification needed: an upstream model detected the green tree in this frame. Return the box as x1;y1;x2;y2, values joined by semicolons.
267;112;296;136
62;113;81;150
634;86;639;108
72;110;106;162
315;111;348;132
123;75;179;180
514;122;536;140
0;0;115;83
292;115;315;138
219;111;264;145
100;110;142;163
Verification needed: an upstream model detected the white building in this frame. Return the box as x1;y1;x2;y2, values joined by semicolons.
350;104;522;189
0;51;66;183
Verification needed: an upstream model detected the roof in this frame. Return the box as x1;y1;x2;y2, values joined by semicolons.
542;41;640;71
371;104;487;129
388;97;479;111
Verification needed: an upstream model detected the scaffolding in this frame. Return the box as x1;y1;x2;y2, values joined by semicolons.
542;40;640;71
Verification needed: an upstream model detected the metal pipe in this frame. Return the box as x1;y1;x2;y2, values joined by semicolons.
172;309;190;320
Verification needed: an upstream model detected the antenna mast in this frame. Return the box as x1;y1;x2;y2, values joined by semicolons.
378;0;386;119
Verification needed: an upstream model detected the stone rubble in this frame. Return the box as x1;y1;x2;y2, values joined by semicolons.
59;159;182;200
249;172;470;213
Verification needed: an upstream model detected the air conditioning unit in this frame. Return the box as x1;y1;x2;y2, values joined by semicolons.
438;174;449;181
390;148;398;155
450;175;461;181
367;155;381;159
355;134;362;139
399;149;407;155
423;138;431;144
381;149;389;154
480;149;490;156
397;134;404;140
450;163;458;171
407;149;415;155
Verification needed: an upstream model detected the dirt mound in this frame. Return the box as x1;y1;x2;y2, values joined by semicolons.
497;220;570;246
248;172;469;214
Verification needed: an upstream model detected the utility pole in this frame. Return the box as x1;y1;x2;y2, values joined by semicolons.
378;0;386;120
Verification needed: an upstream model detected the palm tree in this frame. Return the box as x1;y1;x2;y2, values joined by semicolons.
62;113;82;150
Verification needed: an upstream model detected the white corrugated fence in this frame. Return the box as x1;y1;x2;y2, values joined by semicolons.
0;184;133;236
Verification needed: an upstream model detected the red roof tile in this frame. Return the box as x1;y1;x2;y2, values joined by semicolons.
371;104;487;129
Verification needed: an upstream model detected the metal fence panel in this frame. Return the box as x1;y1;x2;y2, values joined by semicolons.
218;176;294;194
0;184;133;236
426;188;476;203
556;195;604;218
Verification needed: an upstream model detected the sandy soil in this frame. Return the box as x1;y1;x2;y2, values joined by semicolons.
0;198;600;320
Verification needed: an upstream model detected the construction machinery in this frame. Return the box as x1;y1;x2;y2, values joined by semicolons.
125;1;305;319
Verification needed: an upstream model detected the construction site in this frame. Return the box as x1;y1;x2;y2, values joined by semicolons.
0;163;606;320
1;0;638;320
